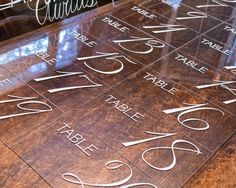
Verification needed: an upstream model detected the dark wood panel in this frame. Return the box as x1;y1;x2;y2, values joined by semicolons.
12;116;159;188
183;0;236;21
142;0;222;33
70;33;145;87
81;14;175;64
16;58;109;112
0;141;51;188
12;89;211;188
151;50;236;118
206;22;236;47
180;36;236;116
113;68;235;152
180;35;236;72
0;67;63;146
228;18;236;27
184;132;236;188
0;0;235;187
109;7;199;48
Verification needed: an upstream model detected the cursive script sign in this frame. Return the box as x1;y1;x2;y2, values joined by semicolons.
0;0;98;25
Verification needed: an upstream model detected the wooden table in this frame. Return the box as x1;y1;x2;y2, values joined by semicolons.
0;0;235;187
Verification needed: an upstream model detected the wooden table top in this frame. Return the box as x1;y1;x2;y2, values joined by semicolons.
0;0;235;187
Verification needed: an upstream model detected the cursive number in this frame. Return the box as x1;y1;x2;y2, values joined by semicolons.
142;139;202;171
196;0;229;8
122;132;202;171
113;36;165;54
196;80;236;105
77;51;136;75
143;24;187;34
0;95;52;120
34;71;103;93
122;131;177;147
163;103;224;131
177;11;207;20
62;160;157;187
225;66;236;75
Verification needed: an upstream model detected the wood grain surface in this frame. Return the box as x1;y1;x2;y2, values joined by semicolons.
0;0;235;187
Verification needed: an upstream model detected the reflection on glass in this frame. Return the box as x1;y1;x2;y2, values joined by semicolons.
55;27;79;69
0;36;48;65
